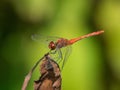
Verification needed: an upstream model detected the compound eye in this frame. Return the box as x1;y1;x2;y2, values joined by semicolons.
48;41;56;50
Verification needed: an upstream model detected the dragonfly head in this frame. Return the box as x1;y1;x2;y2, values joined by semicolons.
48;41;56;50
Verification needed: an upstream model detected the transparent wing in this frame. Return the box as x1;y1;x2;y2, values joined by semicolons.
31;34;61;44
31;34;62;51
61;46;72;70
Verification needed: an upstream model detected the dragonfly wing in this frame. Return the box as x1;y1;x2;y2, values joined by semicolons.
31;34;61;44
56;48;63;63
31;34;62;52
61;46;72;70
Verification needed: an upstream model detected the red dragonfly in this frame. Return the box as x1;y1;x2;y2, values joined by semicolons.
32;30;104;69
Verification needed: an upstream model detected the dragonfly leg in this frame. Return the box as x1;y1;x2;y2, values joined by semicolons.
49;49;57;54
49;48;63;63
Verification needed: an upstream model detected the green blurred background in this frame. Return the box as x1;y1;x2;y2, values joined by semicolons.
0;0;120;90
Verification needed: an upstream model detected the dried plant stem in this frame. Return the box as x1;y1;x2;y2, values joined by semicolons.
34;54;61;90
21;53;49;90
21;52;61;90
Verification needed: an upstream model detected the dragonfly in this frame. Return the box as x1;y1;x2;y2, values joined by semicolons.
22;30;104;90
32;30;104;70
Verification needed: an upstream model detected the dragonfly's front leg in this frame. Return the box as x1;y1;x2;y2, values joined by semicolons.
49;49;57;54
49;48;63;62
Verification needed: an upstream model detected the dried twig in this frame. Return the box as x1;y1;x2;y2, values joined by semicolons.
21;53;49;90
21;53;62;90
34;54;61;90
